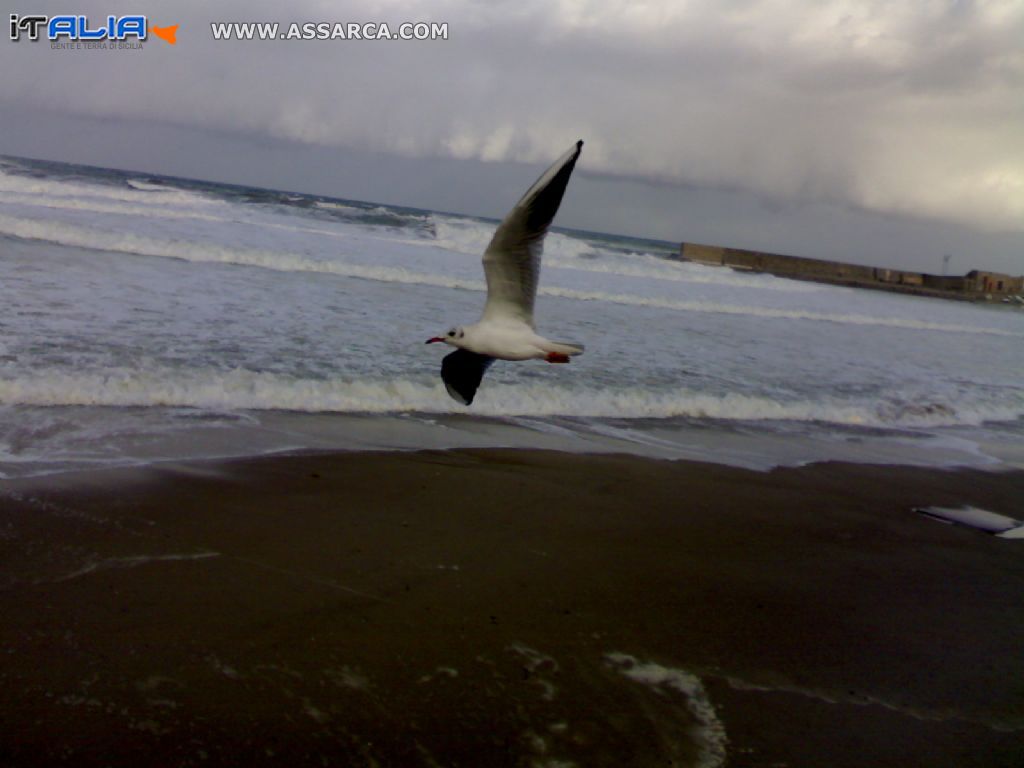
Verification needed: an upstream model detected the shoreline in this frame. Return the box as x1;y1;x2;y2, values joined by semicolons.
3;440;1024;490
3;404;1021;483
2;448;1023;766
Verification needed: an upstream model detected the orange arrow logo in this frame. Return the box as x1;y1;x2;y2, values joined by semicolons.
150;24;178;44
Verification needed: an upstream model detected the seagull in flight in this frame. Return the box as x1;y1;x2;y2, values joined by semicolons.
426;140;585;405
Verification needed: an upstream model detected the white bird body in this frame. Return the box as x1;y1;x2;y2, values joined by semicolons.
427;141;585;404
455;319;580;362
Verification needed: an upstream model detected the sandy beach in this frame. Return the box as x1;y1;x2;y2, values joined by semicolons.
1;449;1023;767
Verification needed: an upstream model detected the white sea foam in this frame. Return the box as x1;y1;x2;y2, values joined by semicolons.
314;200;361;213
431;215;820;291
433;214;616;268
2;212;1018;338
541;285;1024;336
0;366;1019;428
606;653;727;768
0;167;214;208
0;190;411;244
546;252;821;291
0;190;228;223
125;179;169;192
431;214;507;256
4;160;1022;476
0;212;484;291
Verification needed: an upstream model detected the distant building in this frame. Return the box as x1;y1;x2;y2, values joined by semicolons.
965;271;1024;295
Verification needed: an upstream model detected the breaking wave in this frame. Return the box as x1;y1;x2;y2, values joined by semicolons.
2;212;1018;338
0;166;215;208
1;366;1020;428
125;179;170;192
0;190;228;223
0;212;483;290
430;215;821;291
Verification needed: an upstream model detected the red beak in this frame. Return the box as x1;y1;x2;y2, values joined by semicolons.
425;337;445;344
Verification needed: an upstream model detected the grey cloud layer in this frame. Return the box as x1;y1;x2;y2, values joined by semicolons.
2;0;1022;231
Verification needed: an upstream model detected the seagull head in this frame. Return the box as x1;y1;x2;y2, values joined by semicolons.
426;326;465;347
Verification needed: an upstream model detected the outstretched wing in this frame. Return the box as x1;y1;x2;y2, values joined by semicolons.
441;349;495;406
481;140;583;328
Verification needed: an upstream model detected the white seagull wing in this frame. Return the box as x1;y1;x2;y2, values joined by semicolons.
481;140;583;327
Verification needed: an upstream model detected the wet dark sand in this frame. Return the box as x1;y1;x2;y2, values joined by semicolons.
1;449;1023;767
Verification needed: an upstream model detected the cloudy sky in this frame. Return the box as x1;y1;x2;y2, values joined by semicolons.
2;0;1022;274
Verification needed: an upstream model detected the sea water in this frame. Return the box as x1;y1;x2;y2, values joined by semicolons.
1;155;1022;477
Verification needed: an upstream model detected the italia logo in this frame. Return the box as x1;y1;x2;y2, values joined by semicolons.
9;14;178;44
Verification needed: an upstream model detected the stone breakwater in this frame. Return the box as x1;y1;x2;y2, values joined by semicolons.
679;241;1024;303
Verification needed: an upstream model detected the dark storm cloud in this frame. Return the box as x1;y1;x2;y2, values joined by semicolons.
1;1;1022;271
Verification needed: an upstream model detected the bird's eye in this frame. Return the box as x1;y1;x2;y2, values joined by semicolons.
448;331;455;337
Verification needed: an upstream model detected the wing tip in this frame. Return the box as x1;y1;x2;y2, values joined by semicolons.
576;139;584;151
444;381;472;406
